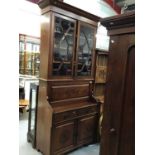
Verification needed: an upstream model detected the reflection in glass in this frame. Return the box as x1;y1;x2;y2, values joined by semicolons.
30;89;36;134
77;25;95;76
53;16;75;76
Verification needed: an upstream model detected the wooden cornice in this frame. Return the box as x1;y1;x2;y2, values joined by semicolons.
38;0;100;22
101;11;135;30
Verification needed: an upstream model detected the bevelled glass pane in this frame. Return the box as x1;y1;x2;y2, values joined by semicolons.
52;16;75;76
77;25;95;76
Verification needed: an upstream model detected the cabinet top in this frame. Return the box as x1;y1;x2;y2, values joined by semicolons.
38;0;100;22
101;11;135;33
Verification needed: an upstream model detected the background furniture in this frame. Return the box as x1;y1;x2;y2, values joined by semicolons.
19;34;40;77
27;83;39;148
19;77;25;99
94;49;109;136
94;49;109;104
36;1;100;155
19;87;25;100
100;12;135;155
19;99;29;113
19;75;39;100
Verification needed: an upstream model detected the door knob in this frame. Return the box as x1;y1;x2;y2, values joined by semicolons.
110;128;115;132
110;128;116;134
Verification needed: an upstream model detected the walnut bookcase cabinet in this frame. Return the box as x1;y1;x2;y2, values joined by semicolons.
36;1;100;155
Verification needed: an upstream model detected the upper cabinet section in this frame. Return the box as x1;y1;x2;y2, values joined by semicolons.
38;1;100;80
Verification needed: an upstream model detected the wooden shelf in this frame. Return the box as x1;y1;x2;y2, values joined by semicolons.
53;61;71;64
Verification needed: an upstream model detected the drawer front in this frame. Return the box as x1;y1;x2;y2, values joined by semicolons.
49;84;89;101
54;106;98;123
54;110;78;123
77;106;97;116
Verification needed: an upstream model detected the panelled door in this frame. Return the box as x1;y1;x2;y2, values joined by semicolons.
100;34;135;155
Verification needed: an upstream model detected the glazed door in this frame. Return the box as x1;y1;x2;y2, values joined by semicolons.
100;34;135;155
75;22;96;78
52;14;76;78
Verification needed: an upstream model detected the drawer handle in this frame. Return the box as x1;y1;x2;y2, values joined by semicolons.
72;111;77;115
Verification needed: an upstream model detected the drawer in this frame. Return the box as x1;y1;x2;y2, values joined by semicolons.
53;105;98;123
77;106;97;116
54;110;78;123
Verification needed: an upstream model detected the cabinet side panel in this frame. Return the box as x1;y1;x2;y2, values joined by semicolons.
36;80;53;155
39;12;51;79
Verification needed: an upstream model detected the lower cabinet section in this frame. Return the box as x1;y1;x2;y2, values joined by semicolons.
51;107;98;155
36;101;99;155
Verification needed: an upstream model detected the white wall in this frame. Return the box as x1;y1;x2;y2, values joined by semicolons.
19;0;41;37
96;24;110;51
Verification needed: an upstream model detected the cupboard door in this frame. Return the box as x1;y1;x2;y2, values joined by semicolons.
52;14;76;77
77;115;97;144
100;34;135;155
52;121;75;152
118;45;135;155
76;22;96;77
